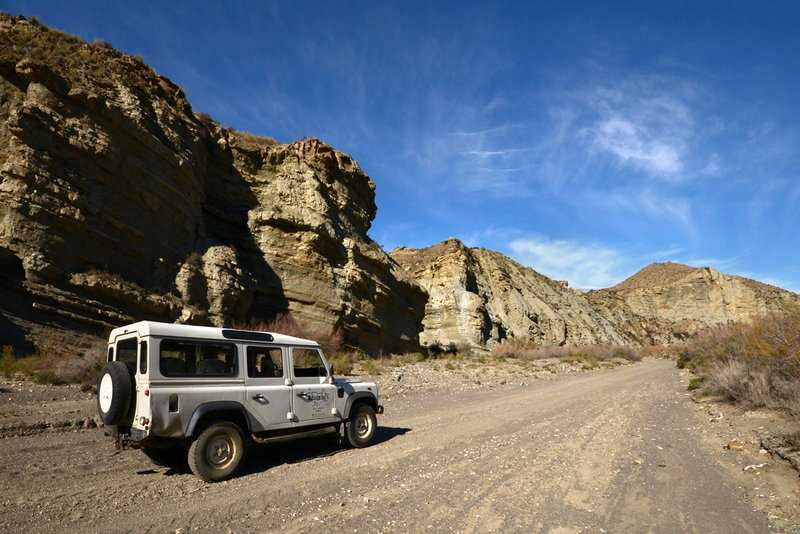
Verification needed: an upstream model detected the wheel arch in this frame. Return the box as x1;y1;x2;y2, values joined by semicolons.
185;401;252;438
344;392;378;420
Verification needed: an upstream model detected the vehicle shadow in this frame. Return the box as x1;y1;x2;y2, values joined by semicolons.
151;426;411;479
239;425;412;477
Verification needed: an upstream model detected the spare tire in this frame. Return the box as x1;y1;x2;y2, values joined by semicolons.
96;361;134;426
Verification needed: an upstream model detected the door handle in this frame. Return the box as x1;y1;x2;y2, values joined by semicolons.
252;394;268;404
297;392;311;400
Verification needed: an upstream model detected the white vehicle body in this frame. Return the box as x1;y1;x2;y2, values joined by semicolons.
98;321;382;481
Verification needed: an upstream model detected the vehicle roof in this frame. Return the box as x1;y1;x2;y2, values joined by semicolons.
108;321;320;347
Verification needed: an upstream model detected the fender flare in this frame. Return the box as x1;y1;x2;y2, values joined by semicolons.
344;392;378;420
185;401;252;437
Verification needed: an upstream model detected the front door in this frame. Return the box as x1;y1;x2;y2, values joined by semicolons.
244;345;293;430
290;347;336;423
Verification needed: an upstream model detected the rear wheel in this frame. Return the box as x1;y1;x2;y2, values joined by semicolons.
187;422;245;482
345;404;377;448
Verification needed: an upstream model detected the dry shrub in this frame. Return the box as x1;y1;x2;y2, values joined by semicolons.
0;332;107;386
490;340;642;363
679;306;800;415
327;353;356;376
232;314;343;354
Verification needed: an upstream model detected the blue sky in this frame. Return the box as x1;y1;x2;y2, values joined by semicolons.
3;1;799;290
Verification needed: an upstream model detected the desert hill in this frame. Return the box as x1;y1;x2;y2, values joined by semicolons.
390;238;630;351
588;262;800;344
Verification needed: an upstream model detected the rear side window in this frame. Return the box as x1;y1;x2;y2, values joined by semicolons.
139;341;148;374
292;348;327;378
116;338;138;373
247;347;284;378
159;340;237;377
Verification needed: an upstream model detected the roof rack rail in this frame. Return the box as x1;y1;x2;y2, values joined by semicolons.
220;329;274;342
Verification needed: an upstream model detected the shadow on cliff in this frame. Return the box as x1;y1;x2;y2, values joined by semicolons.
203;140;289;322
0;247;35;354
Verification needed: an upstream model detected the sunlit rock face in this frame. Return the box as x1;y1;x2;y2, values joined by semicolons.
588;262;800;344
391;238;631;351
0;14;426;354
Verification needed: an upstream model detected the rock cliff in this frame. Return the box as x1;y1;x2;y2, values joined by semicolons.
588;262;800;344
390;239;631;351
0;15;425;354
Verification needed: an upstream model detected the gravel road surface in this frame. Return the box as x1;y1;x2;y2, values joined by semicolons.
0;359;789;533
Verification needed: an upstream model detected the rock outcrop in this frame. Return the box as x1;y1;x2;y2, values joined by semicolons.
390;239;631;351
0;15;425;354
588;262;800;344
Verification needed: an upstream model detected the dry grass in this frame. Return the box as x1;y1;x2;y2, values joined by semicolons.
0;332;106;387
678;307;800;416
490;340;642;364
231;314;343;355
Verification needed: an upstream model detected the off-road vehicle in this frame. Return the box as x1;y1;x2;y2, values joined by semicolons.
96;321;382;482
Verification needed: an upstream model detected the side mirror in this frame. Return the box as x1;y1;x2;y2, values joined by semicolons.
330;365;335;376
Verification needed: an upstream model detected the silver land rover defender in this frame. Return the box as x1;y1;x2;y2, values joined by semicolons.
96;321;383;482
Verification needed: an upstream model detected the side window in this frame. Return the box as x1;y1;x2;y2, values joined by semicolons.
292;348;327;378
198;343;237;376
159;340;237;377
116;338;137;373
139;340;148;374
247;347;284;378
160;340;195;376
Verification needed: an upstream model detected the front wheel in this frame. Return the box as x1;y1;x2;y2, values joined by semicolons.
187;422;245;482
345;404;377;448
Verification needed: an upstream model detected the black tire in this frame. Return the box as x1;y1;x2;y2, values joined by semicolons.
96;361;133;426
187;422;245;482
345;404;377;448
142;447;186;468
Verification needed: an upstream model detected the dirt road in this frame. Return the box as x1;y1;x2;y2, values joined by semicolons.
0;360;795;533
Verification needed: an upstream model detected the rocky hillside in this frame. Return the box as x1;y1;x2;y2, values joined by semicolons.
390;239;630;351
0;14;425;354
588;262;800;344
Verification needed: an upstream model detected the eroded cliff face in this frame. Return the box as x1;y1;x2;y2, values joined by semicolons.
390;239;631;351
0;15;425;354
588;262;800;344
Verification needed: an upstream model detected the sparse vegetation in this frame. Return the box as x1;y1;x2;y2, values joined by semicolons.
490;339;643;363
678;307;800;415
360;359;384;375
0;333;106;387
232;314;343;355
327;352;355;376
688;376;705;391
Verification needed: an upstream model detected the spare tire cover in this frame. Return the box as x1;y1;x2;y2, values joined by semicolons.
96;361;134;426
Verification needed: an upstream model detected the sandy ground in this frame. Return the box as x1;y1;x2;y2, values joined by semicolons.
0;359;798;533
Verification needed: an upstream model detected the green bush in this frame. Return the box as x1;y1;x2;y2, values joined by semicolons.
688;376;705;391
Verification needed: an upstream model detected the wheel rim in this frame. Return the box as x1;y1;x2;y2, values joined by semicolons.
355;412;373;439
206;434;236;469
98;374;113;413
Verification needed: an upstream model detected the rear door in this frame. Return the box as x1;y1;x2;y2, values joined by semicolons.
243;345;293;430
290;347;337;423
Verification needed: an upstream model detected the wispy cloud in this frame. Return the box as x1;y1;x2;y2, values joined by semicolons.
579;79;696;178
508;236;627;289
587;188;695;234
